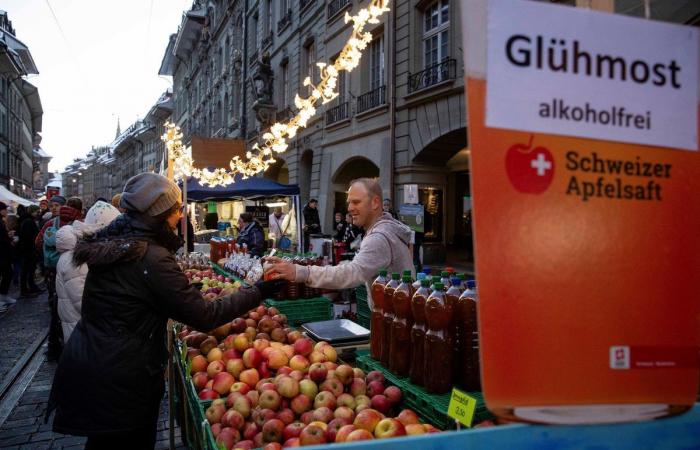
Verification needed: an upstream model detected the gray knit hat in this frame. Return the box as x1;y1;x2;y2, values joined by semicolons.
120;173;182;217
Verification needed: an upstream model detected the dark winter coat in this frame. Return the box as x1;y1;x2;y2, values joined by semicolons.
0;218;11;263
48;213;261;436
237;220;265;257
18;213;39;256
302;205;321;235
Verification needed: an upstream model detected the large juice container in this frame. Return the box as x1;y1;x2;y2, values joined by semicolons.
390;274;414;376
423;282;452;394
445;277;463;385
370;270;388;360
457;280;480;391
381;273;401;367
410;279;431;386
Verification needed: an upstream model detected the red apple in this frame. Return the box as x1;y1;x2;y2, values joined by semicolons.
231;318;247;333
353;409;382;433
308;363;328;383
230;381;250;395
326;417;350;442
289;355;310;372
212;372;235;395
397;409;420;426
366;371;385;384
335;424;356;442
354;395;371;409
275;376;300;399
186;347;201;359
505;135;555;194
190;355;208;374
259;389;282;411
253;431;265;448
246;390;259;408
221;409;245;430
242;422;259;441
253;408;277;429
312;406;334;424
299;379;318;399
334;406;356;422
405;424;427;435
263;443;282;450
276;408;294;425
367;380;385;397
335;365;354;385
320;379;344;397
226;358;245;378
349;378;366;397
336;393;356;410
374;418;406;438
262;418;285;443
290;394;312;415
270;327;286;343
346;429;374;441
287;330;302;343
283;422;305;441
260;382;277;392
283;437;300;447
211;422;222;438
198;389;219;400
313;391;336;410
299;425;327;446
232;395;252;418
384;386;402;405
221;348;240;363
370;394;391;414
289;370;304;382
205;401;226;424
192;371;208;391
239;368;260;387
243;348;263;369
225;392;242;408
234;334;251;352
308;350;327;364
352;368;365;379
253;338;271;353
324;362;338;371
200;336;218;355
216;427;241;450
293;338;313;356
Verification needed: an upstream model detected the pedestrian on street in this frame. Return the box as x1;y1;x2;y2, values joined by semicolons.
236;212;265;257
333;211;347;242
19;204;42;297
48;173;283;450
302;199;321;253
0;201;17;308
269;207;288;248
269;178;414;306
55;200;121;342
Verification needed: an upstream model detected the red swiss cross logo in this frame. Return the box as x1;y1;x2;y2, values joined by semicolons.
505;135;555;194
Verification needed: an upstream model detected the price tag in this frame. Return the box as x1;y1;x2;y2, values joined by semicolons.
447;388;477;427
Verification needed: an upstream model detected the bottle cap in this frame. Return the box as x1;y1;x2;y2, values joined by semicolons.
420;279;430;287
402;275;412;283
446;267;455;273
391;273;401;280
422;266;431;275
457;273;467;280
416;272;426;280
378;269;388;276
441;271;450;277
432;275;441;283
467;280;476;289
403;269;413;277
451;277;461;286
433;282;444;290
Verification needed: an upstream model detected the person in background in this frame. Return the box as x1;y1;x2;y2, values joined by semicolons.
0;201;16;308
39;199;50;224
237;212;265;257
178;205;195;253
302;199;321;253
333;212;347;242
8;206;21;287
268;207;287;247
55;200;121;341
343;212;362;249
111;193;126;213
47;173;283;449
204;210;219;230
383;198;398;219
269;178;414;304
19;205;42;297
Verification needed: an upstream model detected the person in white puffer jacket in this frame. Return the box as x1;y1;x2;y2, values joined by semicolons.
55;201;120;341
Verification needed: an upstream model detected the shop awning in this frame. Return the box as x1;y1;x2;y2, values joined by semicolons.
183;175;300;201
0;185;36;207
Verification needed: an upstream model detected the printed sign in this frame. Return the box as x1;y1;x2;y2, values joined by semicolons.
403;184;419;204
398;204;425;233
447;388;478;427
486;0;698;151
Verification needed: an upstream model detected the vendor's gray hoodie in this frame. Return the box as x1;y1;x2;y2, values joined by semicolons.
295;213;414;305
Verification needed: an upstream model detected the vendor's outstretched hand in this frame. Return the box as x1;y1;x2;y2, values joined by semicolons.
255;279;287;300
267;261;296;282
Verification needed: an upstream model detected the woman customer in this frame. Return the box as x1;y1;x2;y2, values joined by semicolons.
48;173;283;449
55;200;121;341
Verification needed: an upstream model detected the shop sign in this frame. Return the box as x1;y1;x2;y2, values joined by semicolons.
403;184;419;204
462;0;700;422
398;204;424;233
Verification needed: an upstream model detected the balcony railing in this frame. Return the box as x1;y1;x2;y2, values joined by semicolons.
262;32;273;49
408;58;457;94
325;101;350;126
277;9;292;33
300;0;315;14
249;49;259;66
328;0;351;19
356;85;386;114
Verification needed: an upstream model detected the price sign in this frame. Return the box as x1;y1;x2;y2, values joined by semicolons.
447;388;477;427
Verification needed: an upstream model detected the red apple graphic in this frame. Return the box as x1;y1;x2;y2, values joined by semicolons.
505;135;555;194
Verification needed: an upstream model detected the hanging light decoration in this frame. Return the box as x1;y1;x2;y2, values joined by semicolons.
163;0;391;186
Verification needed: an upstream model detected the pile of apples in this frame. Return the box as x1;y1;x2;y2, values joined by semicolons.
179;307;439;449
184;268;241;300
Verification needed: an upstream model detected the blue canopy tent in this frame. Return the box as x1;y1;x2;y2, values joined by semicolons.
180;175;302;252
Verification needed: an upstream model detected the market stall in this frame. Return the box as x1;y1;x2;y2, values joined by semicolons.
181;175;302;254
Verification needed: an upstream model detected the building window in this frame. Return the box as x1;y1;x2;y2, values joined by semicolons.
266;0;273;35
423;0;449;69
279;62;289;107
303;40;316;95
369;35;385;90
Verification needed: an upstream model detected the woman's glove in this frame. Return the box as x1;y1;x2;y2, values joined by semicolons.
255;279;287;300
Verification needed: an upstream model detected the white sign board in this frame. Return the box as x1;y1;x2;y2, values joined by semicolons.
403;184;419;204
486;0;699;151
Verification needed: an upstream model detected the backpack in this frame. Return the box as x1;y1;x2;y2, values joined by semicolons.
43;217;61;268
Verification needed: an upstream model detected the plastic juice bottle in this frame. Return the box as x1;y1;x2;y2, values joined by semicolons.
412;272;427;290
370;270;389;360
440;271;452;289
457;279;480;391
424;282;452;393
390;274;414;376
381;273;401;368
456;273;467;293
429;275;442;292
445;277;464;382
410;279;430;386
